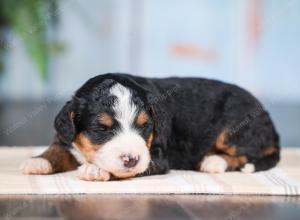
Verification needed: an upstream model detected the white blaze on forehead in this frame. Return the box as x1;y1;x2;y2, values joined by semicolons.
91;83;150;177
110;83;138;131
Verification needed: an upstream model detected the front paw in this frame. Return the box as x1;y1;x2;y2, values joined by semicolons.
77;163;111;181
20;158;53;175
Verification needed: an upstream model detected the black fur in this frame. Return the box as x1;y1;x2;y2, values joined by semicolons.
54;73;280;175
54;101;76;145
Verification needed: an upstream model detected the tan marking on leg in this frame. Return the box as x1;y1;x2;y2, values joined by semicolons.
215;130;237;156
220;154;248;171
198;130;247;172
263;146;278;156
215;131;227;150
40;145;79;172
98;113;113;127
225;146;237;156
238;155;248;165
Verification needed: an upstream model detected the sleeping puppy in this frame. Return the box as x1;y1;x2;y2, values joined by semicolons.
20;73;280;181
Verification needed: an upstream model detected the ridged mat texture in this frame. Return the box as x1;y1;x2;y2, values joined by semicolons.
0;147;299;195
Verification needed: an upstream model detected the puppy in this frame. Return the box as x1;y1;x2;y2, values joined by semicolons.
20;73;280;181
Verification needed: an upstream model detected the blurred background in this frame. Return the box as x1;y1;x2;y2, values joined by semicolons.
0;0;299;147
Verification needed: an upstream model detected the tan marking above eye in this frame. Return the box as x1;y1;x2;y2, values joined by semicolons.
136;111;148;126
98;113;113;127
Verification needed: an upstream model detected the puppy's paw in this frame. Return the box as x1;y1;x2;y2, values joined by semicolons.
241;163;255;173
77;163;110;181
200;155;228;173
20;158;53;175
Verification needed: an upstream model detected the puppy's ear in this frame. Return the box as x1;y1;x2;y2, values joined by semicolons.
54;101;76;145
147;94;170;147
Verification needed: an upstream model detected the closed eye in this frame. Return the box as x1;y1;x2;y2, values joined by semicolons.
98;124;110;131
90;124;110;132
137;121;151;130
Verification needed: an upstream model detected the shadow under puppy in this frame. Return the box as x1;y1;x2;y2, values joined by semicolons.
20;73;280;181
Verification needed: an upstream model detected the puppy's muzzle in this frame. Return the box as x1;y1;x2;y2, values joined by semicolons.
120;154;140;168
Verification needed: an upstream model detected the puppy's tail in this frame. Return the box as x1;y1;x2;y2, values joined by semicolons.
241;148;280;173
255;147;280;171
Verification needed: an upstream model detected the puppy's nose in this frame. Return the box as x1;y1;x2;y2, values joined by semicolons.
121;154;140;168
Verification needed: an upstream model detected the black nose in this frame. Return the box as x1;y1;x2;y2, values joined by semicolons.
121;154;140;168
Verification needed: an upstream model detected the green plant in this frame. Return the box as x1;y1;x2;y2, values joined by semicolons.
0;0;58;80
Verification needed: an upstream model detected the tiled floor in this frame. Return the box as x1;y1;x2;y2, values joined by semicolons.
0;195;299;220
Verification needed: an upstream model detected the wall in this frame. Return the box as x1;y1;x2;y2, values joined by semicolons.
0;0;299;102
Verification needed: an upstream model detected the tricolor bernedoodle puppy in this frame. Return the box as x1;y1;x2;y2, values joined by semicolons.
20;73;280;181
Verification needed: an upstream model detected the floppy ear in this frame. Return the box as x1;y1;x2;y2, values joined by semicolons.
146;93;171;173
147;94;170;148
54;101;76;145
